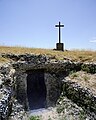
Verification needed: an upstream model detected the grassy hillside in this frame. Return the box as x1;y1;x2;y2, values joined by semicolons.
0;46;96;63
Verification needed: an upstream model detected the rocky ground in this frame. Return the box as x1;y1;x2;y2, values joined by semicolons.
66;71;96;96
8;99;28;120
28;71;96;120
0;67;96;120
28;96;95;120
0;54;96;120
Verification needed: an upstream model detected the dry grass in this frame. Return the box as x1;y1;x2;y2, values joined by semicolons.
0;57;10;64
0;46;96;63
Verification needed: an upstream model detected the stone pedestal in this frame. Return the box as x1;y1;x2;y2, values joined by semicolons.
56;43;64;51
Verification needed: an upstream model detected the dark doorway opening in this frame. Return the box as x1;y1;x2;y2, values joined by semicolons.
27;69;46;110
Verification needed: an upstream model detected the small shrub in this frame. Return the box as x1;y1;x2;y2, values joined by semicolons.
69;70;76;75
81;65;90;73
83;75;89;81
57;107;63;113
70;73;78;79
81;64;96;74
89;66;96;73
29;116;40;120
79;111;86;120
48;116;52;120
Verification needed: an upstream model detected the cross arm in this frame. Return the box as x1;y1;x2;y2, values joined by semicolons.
55;25;64;27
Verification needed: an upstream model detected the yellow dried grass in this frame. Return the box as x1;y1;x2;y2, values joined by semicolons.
0;46;96;63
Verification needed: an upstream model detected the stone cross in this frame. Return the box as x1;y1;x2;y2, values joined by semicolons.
55;21;64;43
55;22;64;51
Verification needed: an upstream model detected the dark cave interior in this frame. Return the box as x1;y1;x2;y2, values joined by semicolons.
27;69;46;110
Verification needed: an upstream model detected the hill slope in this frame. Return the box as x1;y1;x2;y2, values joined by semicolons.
0;46;96;63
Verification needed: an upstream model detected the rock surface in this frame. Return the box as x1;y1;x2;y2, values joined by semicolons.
29;96;95;120
0;54;96;120
62;78;96;118
8;99;28;120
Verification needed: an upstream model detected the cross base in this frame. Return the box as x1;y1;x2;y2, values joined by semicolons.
56;43;64;51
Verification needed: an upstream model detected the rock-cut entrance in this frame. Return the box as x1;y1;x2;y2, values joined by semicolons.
27;69;46;110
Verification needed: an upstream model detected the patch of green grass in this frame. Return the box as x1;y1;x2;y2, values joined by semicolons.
79;111;86;120
83;75;89;81
81;65;90;73
69;70;76;75
48;116;52;120
70;73;78;79
29;116;41;120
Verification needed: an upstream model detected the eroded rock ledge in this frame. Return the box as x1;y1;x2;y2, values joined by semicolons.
0;54;96;120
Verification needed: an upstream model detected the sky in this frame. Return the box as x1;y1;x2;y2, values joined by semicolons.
0;0;96;50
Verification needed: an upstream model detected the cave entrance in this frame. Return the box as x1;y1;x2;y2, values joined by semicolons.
27;69;46;110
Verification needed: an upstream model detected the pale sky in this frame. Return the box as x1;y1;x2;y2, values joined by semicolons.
0;0;96;50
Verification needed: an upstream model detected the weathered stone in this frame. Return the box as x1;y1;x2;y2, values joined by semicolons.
0;53;96;119
14;71;28;110
62;78;96;116
45;73;62;107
